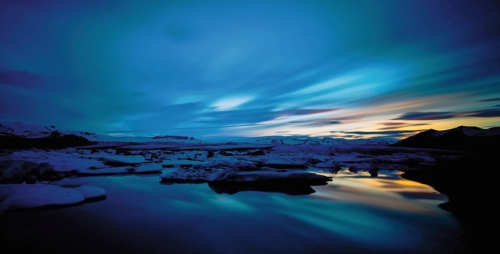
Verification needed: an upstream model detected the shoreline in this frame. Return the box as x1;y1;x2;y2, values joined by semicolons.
401;150;495;253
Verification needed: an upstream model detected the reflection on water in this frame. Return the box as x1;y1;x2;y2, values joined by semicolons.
208;182;318;195
0;169;466;253
311;168;449;214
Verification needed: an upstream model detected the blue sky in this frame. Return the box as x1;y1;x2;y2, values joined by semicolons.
1;0;500;139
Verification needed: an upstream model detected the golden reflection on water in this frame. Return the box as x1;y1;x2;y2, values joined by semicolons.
312;169;446;214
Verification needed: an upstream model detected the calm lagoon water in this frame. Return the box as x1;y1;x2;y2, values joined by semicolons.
0;169;466;253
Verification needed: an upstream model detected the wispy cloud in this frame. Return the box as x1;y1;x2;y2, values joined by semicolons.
378;122;428;130
378;124;427;131
478;98;500;102
382;122;407;126
340;130;419;135
275;108;340;117
465;108;500;117
211;96;254;111
287;119;342;127
393;112;460;121
329;129;421;139
286;76;359;96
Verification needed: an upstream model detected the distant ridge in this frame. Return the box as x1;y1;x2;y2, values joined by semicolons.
0;121;204;144
0;121;99;140
253;136;395;145
391;125;500;151
151;135;200;141
0;132;95;149
0;121;96;149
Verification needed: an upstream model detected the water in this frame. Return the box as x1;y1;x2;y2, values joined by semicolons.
0;169;466;253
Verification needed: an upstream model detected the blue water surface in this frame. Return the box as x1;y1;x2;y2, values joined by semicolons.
0;169;466;254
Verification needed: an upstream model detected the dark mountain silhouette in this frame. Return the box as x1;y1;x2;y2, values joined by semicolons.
0;131;95;149
391;125;500;151
152;135;189;140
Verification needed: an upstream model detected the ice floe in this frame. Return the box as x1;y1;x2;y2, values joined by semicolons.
94;154;146;166
0;184;106;212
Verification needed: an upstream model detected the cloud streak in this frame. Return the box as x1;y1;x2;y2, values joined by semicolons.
478;98;500;102
465;109;500;118
393;112;460;121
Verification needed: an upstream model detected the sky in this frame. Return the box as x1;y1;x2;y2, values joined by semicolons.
1;0;500;140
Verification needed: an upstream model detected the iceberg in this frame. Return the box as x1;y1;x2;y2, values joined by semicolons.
0;184;106;212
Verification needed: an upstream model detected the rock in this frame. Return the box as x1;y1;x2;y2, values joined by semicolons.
161;167;331;186
0;160;59;183
209;170;332;185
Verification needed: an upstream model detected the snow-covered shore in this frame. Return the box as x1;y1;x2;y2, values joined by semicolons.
0;140;463;212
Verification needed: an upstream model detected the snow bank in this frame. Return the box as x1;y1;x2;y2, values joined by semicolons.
0;184;106;212
7;150;107;172
75;163;162;175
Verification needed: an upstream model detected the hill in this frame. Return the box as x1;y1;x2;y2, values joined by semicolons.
391;125;500;151
0;121;95;149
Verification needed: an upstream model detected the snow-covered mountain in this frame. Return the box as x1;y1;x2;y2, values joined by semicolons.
392;125;500;151
0;121;57;138
0;121;99;140
433;125;500;137
252;136;395;145
0;121;96;149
